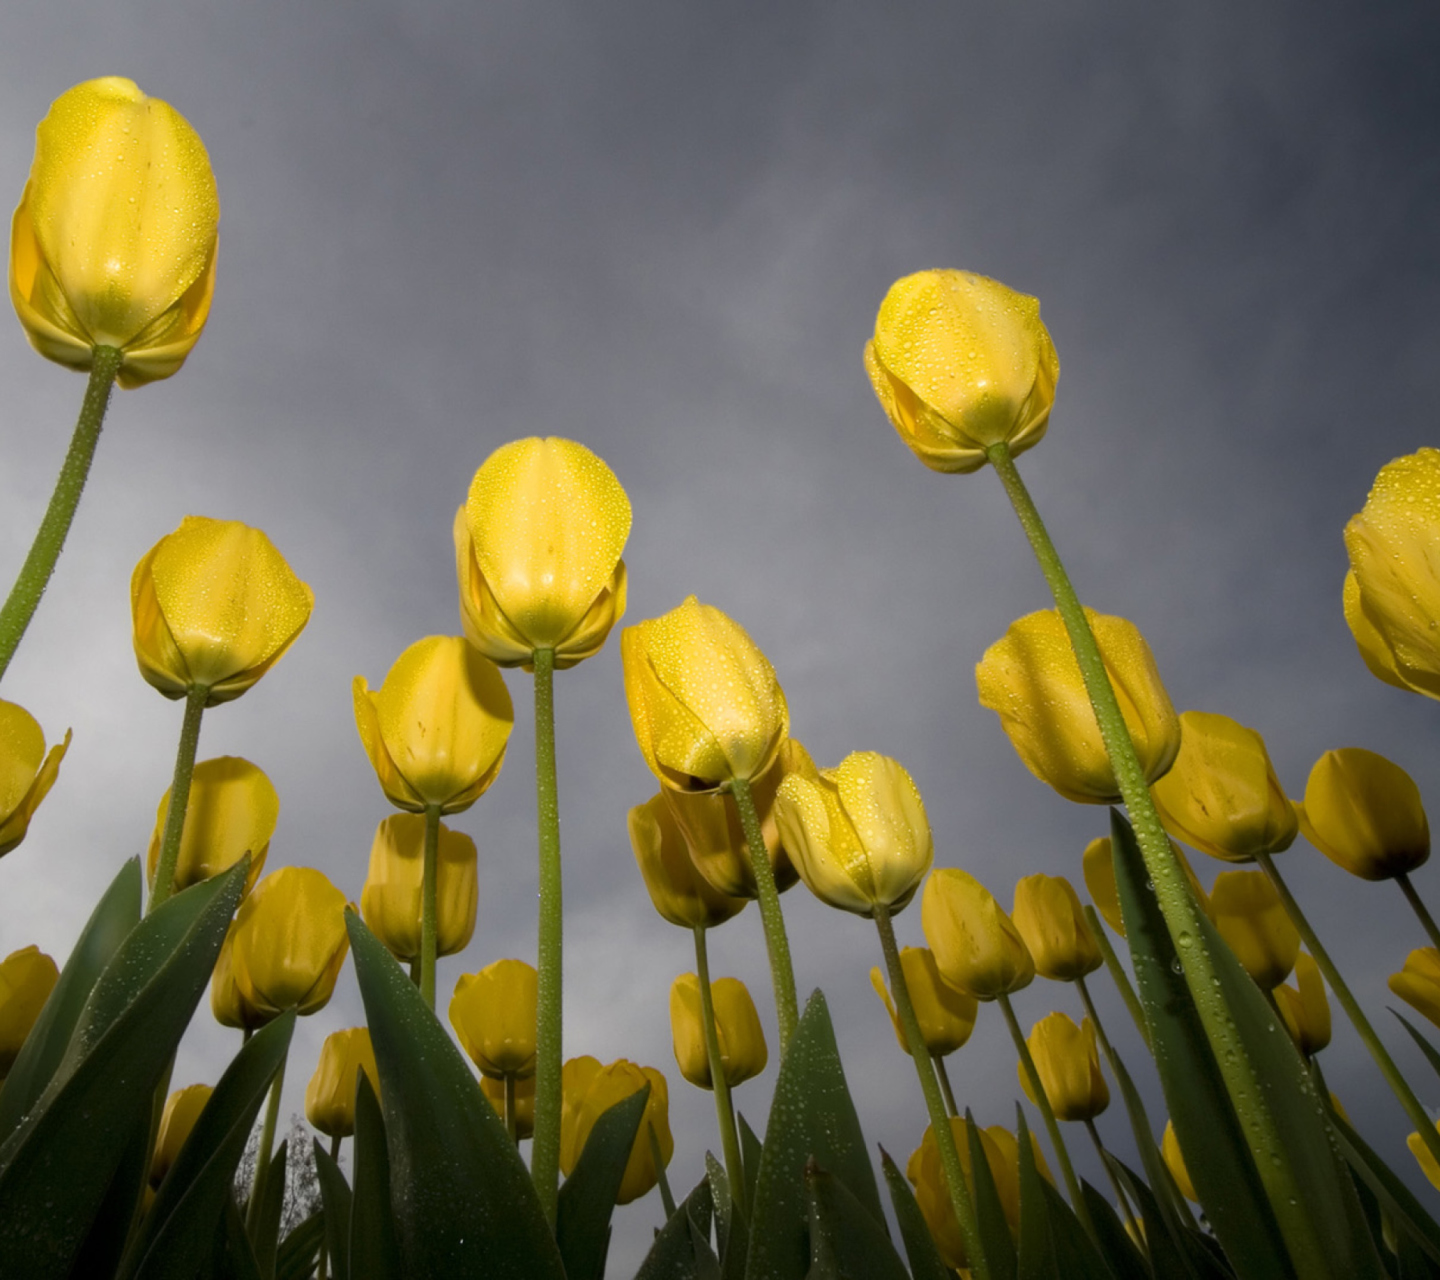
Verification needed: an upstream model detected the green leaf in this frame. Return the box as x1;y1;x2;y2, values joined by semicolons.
1080;1181;1149;1280
803;1157;911;1280
1393;1011;1440;1088
1035;1175;1117;1280
1106;1156;1233;1280
68;1105;152;1279
556;1085;649;1280
212;1196;265;1280
1328;1104;1440;1267
1016;1107;1060;1280
746;990;886;1280
251;1139;289;1278
313;1139;351;1280
345;913;562;1279
966;1112;1018;1280
706;1152;749;1280
1397;1226;1440;1280
879;1147;951;1280
275;1211;324;1280
635;1178;720;1280
350;1071;400;1280
740;1111;763;1217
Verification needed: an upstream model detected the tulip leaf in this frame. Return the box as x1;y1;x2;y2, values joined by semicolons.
252;1139;290;1278
1392;1010;1440;1087
740;1112;763;1216
313;1138;352;1280
345;912;563;1279
634;1178;720;1280
0;856;141;1141
1080;1182;1149;1280
275;1211;325;1280
213;1196;265;1280
1014;1107;1113;1280
556;1085;649;1280
0;863;247;1280
350;1069;401;1280
804;1157;911;1280
1397;1228;1440;1280
68;1106;153;1279
706;1151;749;1280
1328;1103;1440;1267
965;1112;1018;1280
1105;1156;1233;1280
879;1147;952;1280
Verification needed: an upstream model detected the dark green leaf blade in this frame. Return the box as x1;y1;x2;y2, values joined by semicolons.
879;1147;951;1280
1393;1011;1440;1088
275;1211;324;1280
1329;1103;1440;1267
1081;1181;1149;1280
804;1158;911;1280
313;1139;352;1280
556;1085;648;1280
349;1068;400;1280
635;1179;720;1280
740;1112;763;1217
1015;1107;1060;1280
967;1112;1018;1280
252;1139;288;1278
1107;1156;1233;1280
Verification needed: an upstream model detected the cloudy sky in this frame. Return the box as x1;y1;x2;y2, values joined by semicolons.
3;2;1439;1272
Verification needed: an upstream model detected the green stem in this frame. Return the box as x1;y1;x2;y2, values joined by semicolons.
648;1120;677;1219
694;925;746;1204
1085;907;1149;1050
1084;1116;1141;1242
420;804;441;1009
729;776;799;1049
148;684;209;911
505;1073;518;1146
317;1133;342;1280
874;905;989;1280
1396;873;1440;953
246;1048;287;1234
0;346;121;681
530;648;562;1229
932;1052;959;1117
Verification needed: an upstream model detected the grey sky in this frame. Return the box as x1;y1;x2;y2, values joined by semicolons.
2;3;1439;1272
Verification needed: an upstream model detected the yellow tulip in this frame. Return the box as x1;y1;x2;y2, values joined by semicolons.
353;636;514;814
869;946;977;1057
1019;1012;1108;1121
627;794;749;929
0;944;59;1075
921;868;1035;1000
131;517;314;705
975;608;1180;804
1344;449;1440;700
774;751;933;917
1081;834;1210;937
1161;1121;1198;1202
559;1056;672;1205
864;269;1059;474
0;700;68;858
1389;948;1440;1030
1011;874;1101;982
669;973;767;1090
145;756;276;897
9;78;219;386
1298;747;1429;881
150;1083;212;1185
1410;1121;1440;1192
209;926;259;1031
449;959;539;1079
305;1028;380;1139
481;1072;535;1139
623;596;789;792
1208;870;1299;990
1343;570;1412;691
1273;953;1330;1055
360;813;477;961
456;438;631;669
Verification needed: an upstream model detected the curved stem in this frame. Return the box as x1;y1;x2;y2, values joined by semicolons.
1396;873;1440;953
729;777;799;1049
246;1048;288;1234
420;805;441;1009
693;925;746;1202
932;1052;959;1117
1084;906;1149;1050
148;684;209;911
648;1120;677;1219
0;346;121;681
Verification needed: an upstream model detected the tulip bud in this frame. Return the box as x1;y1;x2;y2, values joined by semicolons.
1273;953;1330;1056
975;608;1179;805
449;959;538;1079
1410;1121;1440;1193
353;636;514;814
774;751;933;917
1298;748;1429;881
921;868;1035;1000
1208;870;1299;990
1081;835;1210;937
455;438;631;669
559;1056;672;1204
361;814;478;961
1011;874;1101;981
10;78;219;386
1343;569;1411;691
145;756;276;897
669;973;767;1090
865;269;1059;474
1019;1012;1109;1121
1150;711;1297;863
305;1028;380;1139
1161;1121;1199;1202
0;701;68;858
623;597;789;792
628;794;748;929
1344;449;1440;701
0;944;59;1075
1389;948;1440;1031
869;947;977;1057
150;1083;212;1185
481;1072;535;1139
131;517;313;705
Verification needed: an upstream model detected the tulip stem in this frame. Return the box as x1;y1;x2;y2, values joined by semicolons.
420;805;441;1009
246;1048;288;1234
649;1120;678;1219
874;904;990;1280
1084;1117;1141;1242
1254;850;1440;1170
530;647;563;1229
1396;873;1440;953
729;777;799;1049
1084;907;1149;1050
694;925;746;1205
148;683;209;912
0;345;121;682
931;1052;959;1117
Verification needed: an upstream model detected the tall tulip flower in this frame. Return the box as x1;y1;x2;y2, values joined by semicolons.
1390;948;1440;1030
922;869;1035;1001
1011;873;1102;982
1299;748;1429;882
361;813;478;962
1020;1012;1109;1122
628;794;748;930
150;1084;213;1186
559;1057;672;1205
0;700;68;858
1209;870;1299;990
145;756;276;897
870;946;978;1059
0;945;58;1075
1274;953;1331;1056
305;1028;380;1140
449;959;539;1079
669;974;767;1090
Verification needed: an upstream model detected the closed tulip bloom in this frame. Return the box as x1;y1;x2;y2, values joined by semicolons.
361;813;477;961
150;1084;212;1185
1389;948;1440;1030
0;945;59;1074
976;608;1180;805
449;959;538;1079
305;1028;380;1139
869;946;978;1057
145;756;276;897
10;78;219;386
1410;1121;1440;1193
1209;870;1299;990
1343;569;1412;692
131;517;314;705
1082;835;1210;937
865;270;1059;474
0;701;68;858
670;973;767;1089
353;636;514;814
1274;953;1331;1056
456;438;631;669
623;597;789;793
774;751;933;916
481;1072;535;1139
559;1056;672;1204
1162;1121;1199;1202
1344;449;1440;701
628;794;748;929
1298;748;1429;881
922;868;1035;999
1019;1012;1109;1121
1012;874;1101;981
210;926;259;1031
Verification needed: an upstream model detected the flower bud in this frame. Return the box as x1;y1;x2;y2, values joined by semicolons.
1273;953;1330;1056
1081;835;1209;937
481;1072;535;1139
1298;747;1429;881
869;947;977;1057
0;944;59;1075
353;636;514;814
449;959;538;1079
865;270;1059;474
1389;947;1440;1030
976;608;1179;804
1019;1012;1108;1121
1410;1121;1440;1193
775;751;933;917
145;756;276;897
921;868;1034;1000
1208;870;1299;990
10;78;219;386
1343;569;1411;691
361;814;477;961
131;517;313;704
628;794;748;929
1011;874;1101;981
559;1056;672;1204
0;701;68;858
150;1084;212;1185
669;973;767;1090
305;1028;380;1139
1161;1121;1198;1202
